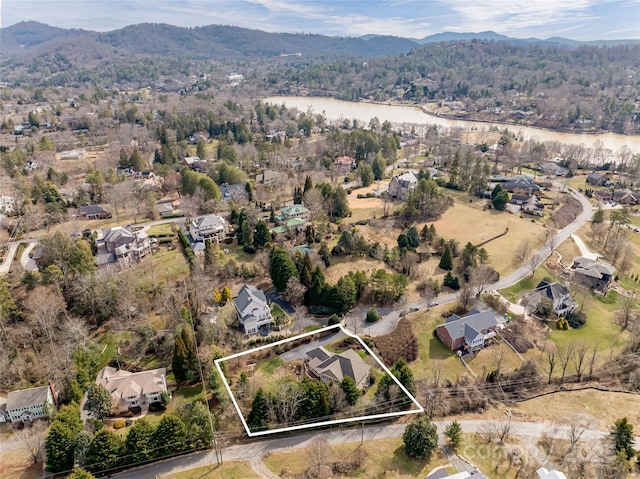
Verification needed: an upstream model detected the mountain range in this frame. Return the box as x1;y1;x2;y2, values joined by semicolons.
1;21;638;61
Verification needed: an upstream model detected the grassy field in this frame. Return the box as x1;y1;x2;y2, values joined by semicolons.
459;434;528;479
466;342;522;378
164;461;259;479
263;437;455;478
257;356;284;375
146;223;175;236
0;448;41;479
134;248;190;292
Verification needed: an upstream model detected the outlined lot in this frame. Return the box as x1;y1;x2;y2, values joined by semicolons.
215;324;424;437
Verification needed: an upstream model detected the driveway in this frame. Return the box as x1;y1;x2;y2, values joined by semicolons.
279;329;346;362
570;233;599;260
20;242;38;272
0;242;19;274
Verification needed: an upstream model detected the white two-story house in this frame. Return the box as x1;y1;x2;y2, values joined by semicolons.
233;284;273;335
2;384;57;423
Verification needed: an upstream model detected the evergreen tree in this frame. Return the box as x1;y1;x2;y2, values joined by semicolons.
358;162;374;187
340;376;361;406
253;220;270;249
269;247;299;292
85;429;123;473
203;239;216;274
444;420;463;452
319;242;331;267
372;152;386;180
247;388;269;432
611;417;635;461
403;416;438;460
188;402;215;449
172;331;189;386
397;231;409;250
492;187;509;210
366;307;380;323
293;187;303;204
303;175;313;194
74;430;93;468
407;226;420;248
129;147;146;171
67;469;96;479
245;181;254;201
221;286;231;303
269;206;275;223
439;244;453;271
335;275;357;311
153;415;188;458
85;383;112;420
125;418;155;464
46;404;83;473
239;220;253;246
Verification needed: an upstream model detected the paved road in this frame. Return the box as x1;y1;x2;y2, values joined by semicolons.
279;329;346;362
344;185;593;336
113;418;635;479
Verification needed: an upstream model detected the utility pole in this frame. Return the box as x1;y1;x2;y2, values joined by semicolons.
183;278;222;465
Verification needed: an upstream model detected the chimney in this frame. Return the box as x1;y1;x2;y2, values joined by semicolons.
48;381;59;406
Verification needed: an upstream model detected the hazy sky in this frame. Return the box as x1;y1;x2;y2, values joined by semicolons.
2;0;639;41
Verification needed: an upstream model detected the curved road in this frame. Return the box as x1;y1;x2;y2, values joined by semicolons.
112;418;634;479
346;185;593;336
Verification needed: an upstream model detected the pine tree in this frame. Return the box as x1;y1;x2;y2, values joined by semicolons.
153;415;188;458
203;239;216;274
439;244;453;271
444;420;462;452
303;175;313;194
253;220;270;249
85;429;123;472
407;226;420;248
319;242;331;267
172;331;189;386
403;416;438;460
247;388;269;432
611;417;635;460
124;418;155;464
269;247;299;292
85;383;112;420
340;376;361;406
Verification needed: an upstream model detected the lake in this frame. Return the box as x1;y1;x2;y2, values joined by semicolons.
263;96;640;155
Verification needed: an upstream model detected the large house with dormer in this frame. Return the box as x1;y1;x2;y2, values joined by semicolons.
95;366;167;416
233;284;273;335
526;281;577;317
306;346;371;389
436;306;505;353
567;257;615;293
1;384;57;423
97;226;155;267
189;214;229;243
388;171;418;200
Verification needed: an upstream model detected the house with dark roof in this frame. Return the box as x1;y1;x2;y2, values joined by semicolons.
2;384;57;423
436;306;505;353
568;257;615;293
77;204;111;220
306;346;371;389
510;194;544;216
388;171;418;200
594;188;639;205
95;366;167;415
97;226;154;267
526;281;577;317
502;176;541;196
233;284;273;335
586;171;610;186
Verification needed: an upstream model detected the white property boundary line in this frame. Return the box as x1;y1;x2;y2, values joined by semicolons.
214;323;424;437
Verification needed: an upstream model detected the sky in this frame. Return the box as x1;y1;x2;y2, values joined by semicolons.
1;0;639;41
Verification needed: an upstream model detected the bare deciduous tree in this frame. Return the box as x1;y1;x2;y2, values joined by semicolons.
469;264;498;297
565;413;594;453
307;436;331;472
619;294;636;330
16;421;47;464
571;341;590;382
282;276;307;308
557;343;574;384
514;240;532;265
544;351;556;384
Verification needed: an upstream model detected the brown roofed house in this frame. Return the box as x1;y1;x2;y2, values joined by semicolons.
306;346;371;389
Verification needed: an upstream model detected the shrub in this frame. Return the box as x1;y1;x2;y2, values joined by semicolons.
366;307;380;323
113;419;126;429
242;245;256;254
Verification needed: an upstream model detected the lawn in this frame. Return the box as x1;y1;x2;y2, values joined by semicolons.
407;308;468;382
460;434;530;479
465;342;522;378
146;223;175;236
134;248;190;291
0;447;42;479
499;265;554;303
263;437;454;478
164;461;259;479
257;356;284;376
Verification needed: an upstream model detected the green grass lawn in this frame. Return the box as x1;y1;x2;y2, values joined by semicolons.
146;223;175;236
271;304;285;318
257;356;283;376
499;265;554;303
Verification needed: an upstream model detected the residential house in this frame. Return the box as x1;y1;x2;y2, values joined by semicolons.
182;156;201;167
276;205;311;224
526;281;577;317
388;171;418;200
219;183;247;202
536;468;567;479
502;176;541;196
2;384;57;423
586;171;610;186
233;284;273;335
255;170;285;187
510;194;544;216
95;366;167;415
540;162;568;176
98;226;154;266
156;198;181;218
189;214;229;243
306;346;371;389
594;188;639;205
436;306;505;353
334;156;356;170
77;204;111;220
568;257;615;293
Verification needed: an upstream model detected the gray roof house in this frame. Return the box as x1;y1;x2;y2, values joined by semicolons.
233;284;273;335
388;171;418;200
502;176;541;195
436;306;505;353
568;257;615;293
189;214;229;243
3;384;56;423
98;226;154;267
306;346;371;389
526;281;577;317
77;204;111;220
96;366;167;415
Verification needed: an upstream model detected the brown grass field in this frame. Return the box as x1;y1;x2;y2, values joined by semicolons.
164;461;259;479
0;447;42;479
263;437;454;479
